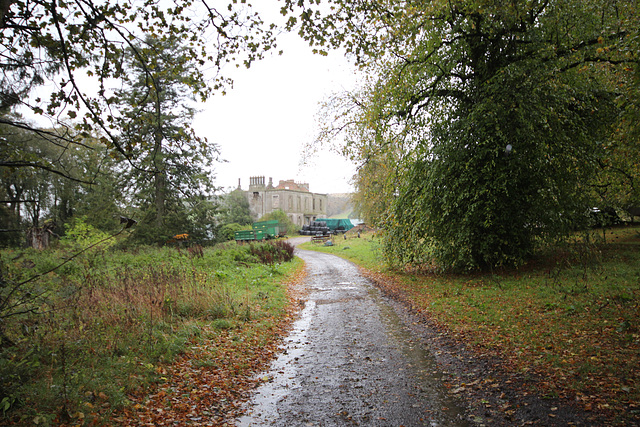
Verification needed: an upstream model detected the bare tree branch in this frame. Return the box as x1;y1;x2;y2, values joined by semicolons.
0;161;93;184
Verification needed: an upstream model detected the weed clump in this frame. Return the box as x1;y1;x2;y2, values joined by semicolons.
0;242;299;424
249;240;295;264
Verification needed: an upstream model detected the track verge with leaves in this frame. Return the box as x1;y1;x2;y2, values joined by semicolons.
301;227;640;425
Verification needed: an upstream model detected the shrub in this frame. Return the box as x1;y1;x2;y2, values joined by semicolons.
249;241;295;264
218;223;247;242
61;216;115;251
0;241;298;424
272;240;295;262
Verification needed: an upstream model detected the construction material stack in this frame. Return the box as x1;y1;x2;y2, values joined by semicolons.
298;218;354;236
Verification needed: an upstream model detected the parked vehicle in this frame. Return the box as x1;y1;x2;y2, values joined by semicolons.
589;207;622;228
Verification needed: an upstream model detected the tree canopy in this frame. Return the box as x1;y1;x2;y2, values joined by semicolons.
285;0;639;270
1;0;278;244
219;188;253;227
1;0;277;186
114;35;219;244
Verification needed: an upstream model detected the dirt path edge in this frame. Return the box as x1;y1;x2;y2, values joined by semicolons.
358;266;614;426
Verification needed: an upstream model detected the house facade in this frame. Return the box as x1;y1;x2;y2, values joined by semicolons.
241;176;327;226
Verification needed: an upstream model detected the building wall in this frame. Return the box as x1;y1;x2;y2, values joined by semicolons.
244;176;327;226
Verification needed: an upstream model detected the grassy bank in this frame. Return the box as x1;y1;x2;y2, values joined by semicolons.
0;240;301;426
301;227;640;423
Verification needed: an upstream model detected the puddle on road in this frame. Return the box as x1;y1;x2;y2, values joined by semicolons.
373;288;468;426
309;281;359;292
236;277;468;426
335;281;359;290
235;300;316;426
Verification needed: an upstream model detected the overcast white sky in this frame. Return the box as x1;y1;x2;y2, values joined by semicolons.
24;3;359;195
193;13;360;195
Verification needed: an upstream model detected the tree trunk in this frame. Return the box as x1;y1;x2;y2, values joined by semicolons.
0;0;15;28
5;183;22;224
153;128;165;228
155;169;166;228
27;223;53;250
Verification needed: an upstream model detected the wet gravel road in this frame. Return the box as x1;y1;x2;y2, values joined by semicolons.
236;243;468;426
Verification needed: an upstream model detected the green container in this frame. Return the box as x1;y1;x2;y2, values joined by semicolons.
235;220;287;241
253;220;285;239
234;230;255;241
234;229;267;241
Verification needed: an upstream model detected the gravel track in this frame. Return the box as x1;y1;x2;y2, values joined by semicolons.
236;243;468;426
236;238;596;426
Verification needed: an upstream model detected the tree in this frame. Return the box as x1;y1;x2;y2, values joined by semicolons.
219;188;253;226
1;1;280;247
0;118;33;232
215;189;252;242
113;35;219;244
1;118;123;246
1;0;277;184
259;209;296;236
285;0;638;270
218;222;246;242
0;123;72;232
350;140;402;227
69;142;122;233
0;202;20;246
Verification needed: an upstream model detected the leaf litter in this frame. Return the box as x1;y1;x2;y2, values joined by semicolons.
108;268;308;426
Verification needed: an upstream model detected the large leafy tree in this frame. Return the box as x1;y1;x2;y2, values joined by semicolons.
0;118;122;249
219;188;253;226
286;0;638;270
1;0;277;246
1;0;276;180
115;35;219;244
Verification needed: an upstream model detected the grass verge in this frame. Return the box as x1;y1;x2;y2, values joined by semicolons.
301;227;640;424
0;240;301;426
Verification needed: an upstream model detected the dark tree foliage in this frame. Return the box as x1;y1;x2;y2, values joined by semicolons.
284;0;638;270
0;119;120;240
114;35;219;244
1;0;277;245
219;189;253;227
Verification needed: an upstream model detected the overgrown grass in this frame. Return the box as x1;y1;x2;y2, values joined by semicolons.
302;227;640;423
0;240;299;425
300;233;385;269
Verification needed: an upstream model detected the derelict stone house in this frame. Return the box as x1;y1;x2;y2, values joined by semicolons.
240;176;327;226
